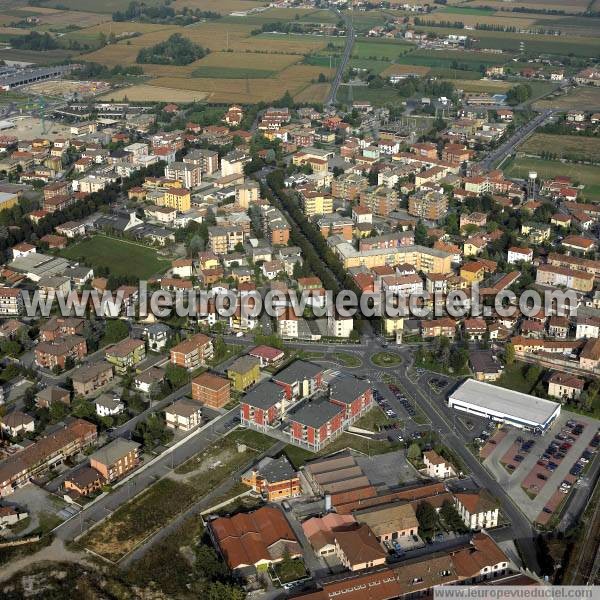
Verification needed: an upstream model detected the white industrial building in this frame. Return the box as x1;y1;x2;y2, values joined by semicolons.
448;379;560;433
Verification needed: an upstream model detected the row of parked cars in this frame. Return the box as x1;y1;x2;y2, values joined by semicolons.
373;389;398;420
388;384;417;418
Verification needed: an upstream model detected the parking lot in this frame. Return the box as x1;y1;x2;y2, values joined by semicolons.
482;411;599;523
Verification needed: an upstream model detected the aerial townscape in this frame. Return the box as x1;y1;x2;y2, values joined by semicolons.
0;0;600;598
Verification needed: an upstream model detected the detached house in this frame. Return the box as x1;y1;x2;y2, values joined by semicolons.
455;490;499;530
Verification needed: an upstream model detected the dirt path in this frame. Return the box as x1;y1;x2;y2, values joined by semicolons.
0;538;93;583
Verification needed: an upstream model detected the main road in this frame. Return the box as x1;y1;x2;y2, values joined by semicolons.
326;8;355;106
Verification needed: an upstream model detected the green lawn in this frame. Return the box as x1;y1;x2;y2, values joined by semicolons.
59;235;171;279
334;352;362;367
273;559;308;584
504;157;600;201
495;363;534;394
371;351;403;367
284;433;400;468
354;406;394;431
352;39;413;60
439;6;495;15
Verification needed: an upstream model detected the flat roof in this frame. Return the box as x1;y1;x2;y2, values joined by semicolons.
449;379;560;427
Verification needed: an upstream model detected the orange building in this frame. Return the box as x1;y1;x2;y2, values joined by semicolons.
192;371;231;408
89;438;140;483
170;333;213;370
242;456;301;501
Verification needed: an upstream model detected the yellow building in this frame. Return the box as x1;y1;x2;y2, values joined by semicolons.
300;191;333;217
383;317;404;337
460;262;486;283
332;240;453;275
227;356;260;392
163;188;191;212
521;222;551;243
0;192;19;212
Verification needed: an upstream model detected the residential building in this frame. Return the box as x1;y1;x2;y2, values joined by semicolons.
163;187;191;212
248;345;285;367
241;456;301;501
227;355;261;392
455;490;499;530
89;438;140;483
164;162;201;188
94;395;124;417
0;287;24;316
1;411;35;437
409;190;448;221
536;265;594;292
170;333;213;370
105;338;146;374
165;399;202;431
548;371;585;401
334;524;387;572
0;419;97;496
40;317;84;342
36;386;70;409
35;335;87;369
71;362;114;397
423;450;456;479
192;371;231;408
64;466;104;498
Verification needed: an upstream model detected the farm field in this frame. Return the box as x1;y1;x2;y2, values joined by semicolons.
59;236;171;279
396;48;508;69
381;64;431;77
352;39;413;60
466;0;590;12
171;0;268;13
505;157;600;200
520;134;600;163
32;0;164;12
99;84;207;102
534;86;600;110
452;78;513;93
415;25;600;56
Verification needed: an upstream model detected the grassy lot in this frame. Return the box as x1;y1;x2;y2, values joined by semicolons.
354;406;393;431
79;479;198;562
396;48;507;69
273;559;308;584
496;363;534;394
59;235;171;279
284;433;400;469
371;351;403;367
82;429;275;562
534;86;600;111
520;134;600;163
345;85;403;106
334;352;362;367
208;342;243;367
504;157;600;200
174;428;273;475
37;0;163;11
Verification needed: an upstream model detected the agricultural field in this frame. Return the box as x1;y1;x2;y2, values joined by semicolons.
534;86;600;111
465;0;590;12
171;0;268;13
505;157;600;200
520;134;600;163
415;25;600;57
59;236;171;279
352;39;413;61
381;64;431;78
452;78;513;93
30;0;164;13
99;85;206;102
395;48;508;70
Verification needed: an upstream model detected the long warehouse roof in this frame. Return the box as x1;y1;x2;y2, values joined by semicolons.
449;379;560;426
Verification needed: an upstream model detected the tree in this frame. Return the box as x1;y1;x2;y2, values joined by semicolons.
407;442;421;461
505;343;515;365
416;501;437;538
102;320;129;346
414;220;429;246
49;400;69;422
165;363;190;390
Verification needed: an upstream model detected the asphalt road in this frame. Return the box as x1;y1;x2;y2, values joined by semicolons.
478;109;554;171
326;8;355;106
53;406;240;543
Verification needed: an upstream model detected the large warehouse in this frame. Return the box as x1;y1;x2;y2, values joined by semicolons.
448;379;561;432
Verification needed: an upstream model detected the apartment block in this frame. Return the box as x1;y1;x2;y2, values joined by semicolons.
409;190;448;221
170;333;213;370
192;371;231;408
89;438;140;483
